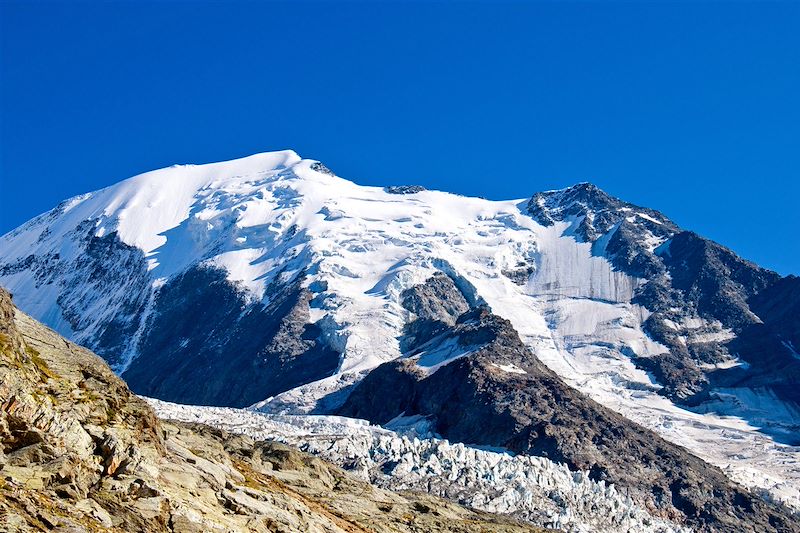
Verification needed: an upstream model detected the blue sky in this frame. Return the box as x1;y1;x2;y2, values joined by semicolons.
1;1;798;274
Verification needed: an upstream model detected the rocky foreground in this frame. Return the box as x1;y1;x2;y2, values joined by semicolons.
0;288;543;532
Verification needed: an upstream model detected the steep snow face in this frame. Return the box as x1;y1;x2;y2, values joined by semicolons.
1;150;798;509
147;398;690;533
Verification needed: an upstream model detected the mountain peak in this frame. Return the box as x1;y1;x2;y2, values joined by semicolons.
194;148;302;169
565;180;604;191
533;182;618;213
157;149;305;180
527;181;677;236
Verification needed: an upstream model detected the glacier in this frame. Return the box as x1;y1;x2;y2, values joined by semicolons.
147;398;690;533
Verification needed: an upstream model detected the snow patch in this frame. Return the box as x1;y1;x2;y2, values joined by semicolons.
491;363;527;374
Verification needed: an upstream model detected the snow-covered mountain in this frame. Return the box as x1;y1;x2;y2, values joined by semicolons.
2;150;799;530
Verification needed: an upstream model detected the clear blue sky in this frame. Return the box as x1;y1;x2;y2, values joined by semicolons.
1;1;798;274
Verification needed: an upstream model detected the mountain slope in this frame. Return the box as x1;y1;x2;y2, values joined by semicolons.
0;288;543;532
1;149;798;522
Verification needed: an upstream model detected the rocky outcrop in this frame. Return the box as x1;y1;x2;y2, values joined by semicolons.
122;266;340;407
0;288;542;532
527;182;677;279
0;223;153;371
400;271;472;351
384;185;426;194
339;274;799;533
722;275;800;416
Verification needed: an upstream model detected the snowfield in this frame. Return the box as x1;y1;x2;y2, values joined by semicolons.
2;149;798;512
147;398;690;533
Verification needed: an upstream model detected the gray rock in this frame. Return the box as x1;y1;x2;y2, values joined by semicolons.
122;266;340;407
384;185;427;194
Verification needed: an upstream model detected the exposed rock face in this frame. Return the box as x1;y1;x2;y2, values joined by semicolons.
400;271;471;351
0;288;542;532
528;182;678;279
0;223;153;371
309;161;335;176
122;266;339;407
730;275;800;393
384;185;427;194
339;274;799;533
